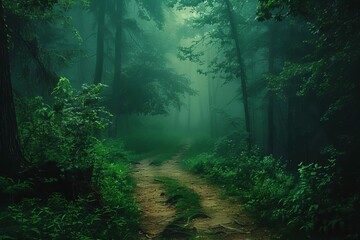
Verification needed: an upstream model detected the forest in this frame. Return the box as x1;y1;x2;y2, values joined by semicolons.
0;0;359;239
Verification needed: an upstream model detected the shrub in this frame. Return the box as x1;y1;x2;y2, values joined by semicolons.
3;78;140;239
183;138;360;239
1;157;140;240
17;77;111;170
214;131;247;158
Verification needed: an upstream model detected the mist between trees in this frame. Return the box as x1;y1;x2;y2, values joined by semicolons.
0;0;359;239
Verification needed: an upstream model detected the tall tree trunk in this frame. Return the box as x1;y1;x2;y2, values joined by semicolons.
208;77;219;138
267;24;276;155
224;0;251;150
206;48;216;138
76;6;86;85
208;78;215;138
287;95;294;165
187;95;191;133
0;1;23;176
109;0;123;138
94;0;106;84
286;25;296;166
198;92;205;132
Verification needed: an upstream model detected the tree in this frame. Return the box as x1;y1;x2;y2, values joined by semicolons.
224;0;251;150
263;0;360;164
1;0;86;175
93;0;106;84
172;0;253;149
267;23;276;155
4;0;86;95
115;49;195;116
106;0;167;136
0;0;23;176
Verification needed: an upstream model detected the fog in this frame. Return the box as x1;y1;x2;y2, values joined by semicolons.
1;0;359;239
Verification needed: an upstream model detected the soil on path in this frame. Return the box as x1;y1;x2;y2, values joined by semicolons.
133;143;272;240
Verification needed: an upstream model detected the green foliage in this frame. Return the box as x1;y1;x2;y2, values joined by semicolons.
135;0;165;29
5;78;140;239
256;0;312;21
115;50;196;115
172;0;257;84
281;161;337;232
0;177;32;198
100;139;133;163
258;5;360;237
274;160;359;239
262;0;360;156
3;0;89;20
0;141;140;240
184;153;235;188
4;195;103;240
17;77;111;169
96;162;140;239
2;171;139;240
213;131;248;158
183;149;293;199
183;138;360;239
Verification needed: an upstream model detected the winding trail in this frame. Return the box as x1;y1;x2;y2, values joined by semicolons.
133;142;271;240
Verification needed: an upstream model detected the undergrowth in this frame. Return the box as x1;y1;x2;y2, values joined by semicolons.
0;78;140;239
1;160;140;240
182;134;360;240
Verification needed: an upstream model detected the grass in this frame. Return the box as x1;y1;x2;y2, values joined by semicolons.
154;177;207;239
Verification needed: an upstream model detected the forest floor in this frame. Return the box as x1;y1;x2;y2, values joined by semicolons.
132;141;272;240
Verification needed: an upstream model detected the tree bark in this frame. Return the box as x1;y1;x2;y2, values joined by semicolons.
287;95;294;165
109;0;123;138
0;0;23;176
267;24;276;155
224;0;251;150
187;95;191;133
94;0;106;84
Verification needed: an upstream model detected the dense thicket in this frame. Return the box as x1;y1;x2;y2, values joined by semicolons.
175;0;360;239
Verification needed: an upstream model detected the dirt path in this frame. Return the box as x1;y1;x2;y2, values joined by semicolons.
133;143;271;240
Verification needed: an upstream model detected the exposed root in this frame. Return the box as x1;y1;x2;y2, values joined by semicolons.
185;212;210;226
160;223;197;239
211;224;252;235
234;219;248;227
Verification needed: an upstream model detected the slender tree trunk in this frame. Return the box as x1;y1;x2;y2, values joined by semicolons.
76;7;86;85
208;77;218;138
109;0;123;138
206;48;216;138
0;1;23;176
224;0;251;150
287;95;294;165
267;24;276;155
286;25;297;166
268;93;274;153
187;95;191;133
94;0;106;84
198;93;205;132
